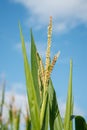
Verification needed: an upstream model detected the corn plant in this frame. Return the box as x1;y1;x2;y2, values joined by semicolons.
0;17;86;130
19;17;76;130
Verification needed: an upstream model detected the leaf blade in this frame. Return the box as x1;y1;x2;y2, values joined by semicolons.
19;24;40;130
75;116;87;130
31;30;41;109
64;59;73;130
49;79;63;130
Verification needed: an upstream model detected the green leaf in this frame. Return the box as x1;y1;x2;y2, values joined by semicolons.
70;98;74;130
31;30;41;109
19;23;40;130
75;116;87;130
64;59;73;130
49;79;63;130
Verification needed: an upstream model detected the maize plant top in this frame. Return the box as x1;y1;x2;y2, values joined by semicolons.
0;17;87;130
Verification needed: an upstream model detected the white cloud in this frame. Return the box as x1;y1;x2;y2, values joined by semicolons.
58;99;85;118
0;72;6;80
14;42;29;52
11;0;87;32
11;82;26;94
5;91;27;112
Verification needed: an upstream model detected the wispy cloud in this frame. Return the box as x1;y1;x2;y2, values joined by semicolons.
5;91;27;111
14;42;30;53
0;72;6;80
10;82;26;94
58;99;85;118
11;0;87;32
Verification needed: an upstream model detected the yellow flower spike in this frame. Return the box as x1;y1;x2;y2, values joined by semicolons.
50;51;60;74
45;51;60;83
39;60;45;85
38;69;41;88
45;16;52;88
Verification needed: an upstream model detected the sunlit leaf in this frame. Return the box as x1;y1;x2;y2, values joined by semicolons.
31;30;41;109
64;60;73;130
19;23;40;130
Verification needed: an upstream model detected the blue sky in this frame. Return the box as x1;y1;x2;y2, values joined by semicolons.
0;0;87;120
